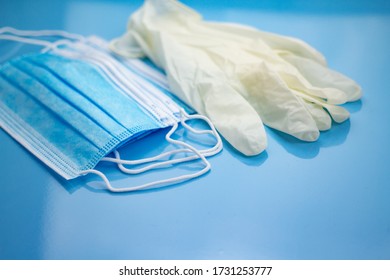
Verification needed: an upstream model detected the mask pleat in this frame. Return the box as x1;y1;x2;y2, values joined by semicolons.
5;61;113;149
0;72;102;169
22;58;129;138
28;54;162;137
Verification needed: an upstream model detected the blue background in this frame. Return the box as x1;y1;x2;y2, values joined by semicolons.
0;0;389;259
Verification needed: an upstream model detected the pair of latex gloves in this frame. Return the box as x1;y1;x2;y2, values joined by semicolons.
110;0;362;156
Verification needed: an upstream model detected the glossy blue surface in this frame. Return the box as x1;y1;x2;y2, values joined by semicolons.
1;0;390;260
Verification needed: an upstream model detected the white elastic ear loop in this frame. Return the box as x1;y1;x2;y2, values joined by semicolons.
178;109;223;157
41;38;83;53
0;26;85;42
0;33;82;55
0;27;86;53
79;121;212;192
0;34;55;48
101;109;222;174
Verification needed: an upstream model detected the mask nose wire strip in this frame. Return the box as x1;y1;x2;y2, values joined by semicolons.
79;113;214;192
102;109;222;174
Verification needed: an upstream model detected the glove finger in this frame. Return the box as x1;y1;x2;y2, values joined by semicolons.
274;62;349;105
301;98;332;131
201;23;360;105
281;52;362;102
195;23;354;105
200;84;268;156
184;24;340;126
234;61;320;142
324;104;350;123
201;32;351;106
297;92;350;123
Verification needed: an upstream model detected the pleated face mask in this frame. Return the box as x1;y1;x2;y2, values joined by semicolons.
0;52;165;179
0;28;222;192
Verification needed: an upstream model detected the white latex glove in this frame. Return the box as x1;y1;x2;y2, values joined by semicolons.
110;0;362;156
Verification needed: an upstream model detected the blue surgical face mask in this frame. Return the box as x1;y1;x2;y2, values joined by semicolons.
0;52;166;179
0;28;222;192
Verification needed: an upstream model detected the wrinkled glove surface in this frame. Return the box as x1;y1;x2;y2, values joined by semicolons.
110;0;362;156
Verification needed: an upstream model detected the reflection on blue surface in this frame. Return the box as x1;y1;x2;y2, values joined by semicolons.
268;120;352;159
1;0;390;260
